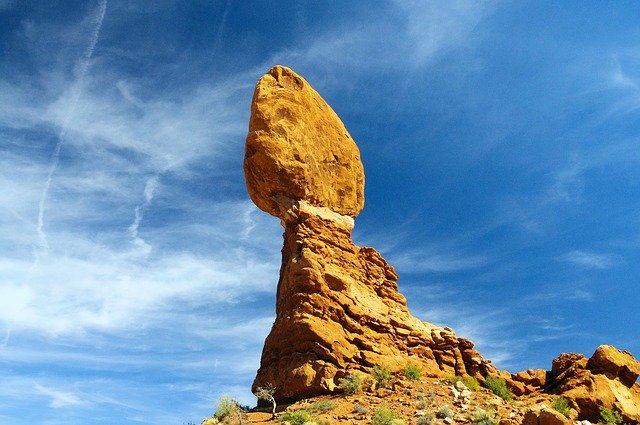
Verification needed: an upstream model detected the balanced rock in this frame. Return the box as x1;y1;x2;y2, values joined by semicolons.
245;66;495;403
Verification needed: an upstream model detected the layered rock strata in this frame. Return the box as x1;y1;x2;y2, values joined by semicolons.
245;66;495;402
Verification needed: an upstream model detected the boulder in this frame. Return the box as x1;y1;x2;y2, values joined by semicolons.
586;345;640;387
523;408;572;425
244;65;365;220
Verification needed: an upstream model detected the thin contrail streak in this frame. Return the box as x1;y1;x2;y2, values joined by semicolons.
36;0;107;255
212;0;231;56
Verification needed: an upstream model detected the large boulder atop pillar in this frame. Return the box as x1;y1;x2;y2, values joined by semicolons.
244;65;365;220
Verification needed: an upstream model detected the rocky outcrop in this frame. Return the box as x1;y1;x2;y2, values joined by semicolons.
245;66;495;403
510;345;640;423
548;345;640;423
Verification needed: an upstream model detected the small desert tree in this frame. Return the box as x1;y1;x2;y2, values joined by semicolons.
254;384;277;419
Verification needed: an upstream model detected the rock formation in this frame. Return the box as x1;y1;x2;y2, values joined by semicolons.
242;65;640;423
244;66;495;402
548;345;640;423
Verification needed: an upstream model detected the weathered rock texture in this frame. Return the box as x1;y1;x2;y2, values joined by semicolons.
245;66;495;402
244;65;365;220
547;345;640;423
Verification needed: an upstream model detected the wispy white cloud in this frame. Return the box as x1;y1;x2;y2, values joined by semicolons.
557;249;618;270
391;250;488;273
36;0;108;256
128;175;160;255
395;0;495;65
34;384;82;408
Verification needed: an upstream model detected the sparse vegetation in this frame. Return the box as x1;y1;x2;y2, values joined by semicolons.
254;384;277;419
214;396;245;424
339;372;363;395
436;406;453;419
372;365;393;388
447;375;480;391
416;412;435;425
416;393;427;410
373;406;404;425
551;396;571;418
352;402;369;415
280;409;312;425
471;407;500;425
308;399;336;413
403;363;422;381
599;406;624;425
483;377;513;401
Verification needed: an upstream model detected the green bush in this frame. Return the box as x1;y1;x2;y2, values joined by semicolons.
280;409;312;425
551;397;571;418
471;407;500;425
403;363;422;381
372;365;393;388
447;375;480;391
372;407;404;425
309;399;336;413
464;376;480;391
338;373;363;395
483;377;513;401
214;396;239;423
599;406;623;425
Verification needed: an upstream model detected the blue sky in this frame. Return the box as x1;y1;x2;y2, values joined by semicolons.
1;1;639;424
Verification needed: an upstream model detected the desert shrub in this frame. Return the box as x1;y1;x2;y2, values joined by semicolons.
416;393;426;410
338;373;363;395
309;399;336;413
471;407;500;425
463;376;480;391
447;375;480;391
372;365;393;388
352;402;369;415
416;412;435;425
551;397;571;418
483;377;513;401
436;406;453;419
373;407;404;425
280;409;312;425
404;363;422;381
214;396;240;423
599;406;623;425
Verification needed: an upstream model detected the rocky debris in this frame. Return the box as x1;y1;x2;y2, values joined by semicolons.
245;66;496;403
451;380;472;410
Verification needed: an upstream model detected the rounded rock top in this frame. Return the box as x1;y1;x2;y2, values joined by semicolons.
244;65;365;219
